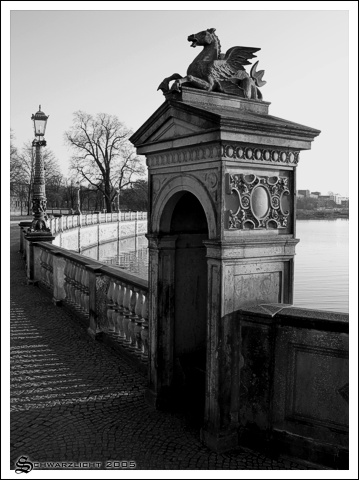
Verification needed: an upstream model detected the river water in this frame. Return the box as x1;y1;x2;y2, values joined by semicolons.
81;219;349;314
293;219;349;313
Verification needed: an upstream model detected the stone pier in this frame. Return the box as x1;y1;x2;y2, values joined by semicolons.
130;87;321;452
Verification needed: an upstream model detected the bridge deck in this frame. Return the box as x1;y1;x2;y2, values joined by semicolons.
10;223;311;471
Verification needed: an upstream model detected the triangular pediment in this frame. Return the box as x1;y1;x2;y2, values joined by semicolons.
146;117;205;143
130;88;320;151
130;100;220;147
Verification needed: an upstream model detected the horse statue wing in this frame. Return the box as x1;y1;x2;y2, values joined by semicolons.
224;46;261;71
211;46;261;82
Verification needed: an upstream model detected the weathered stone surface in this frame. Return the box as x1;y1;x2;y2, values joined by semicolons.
236;305;349;468
11;224;312;471
130;88;321;459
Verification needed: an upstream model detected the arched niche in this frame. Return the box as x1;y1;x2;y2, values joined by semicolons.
149;188;210;420
151;174;217;239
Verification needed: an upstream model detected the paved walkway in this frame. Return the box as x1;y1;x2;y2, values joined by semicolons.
10;224;310;471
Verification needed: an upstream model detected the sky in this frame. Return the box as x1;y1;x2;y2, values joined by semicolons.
6;4;357;198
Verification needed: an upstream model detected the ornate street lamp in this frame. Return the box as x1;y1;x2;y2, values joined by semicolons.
75;181;82;215
28;105;52;235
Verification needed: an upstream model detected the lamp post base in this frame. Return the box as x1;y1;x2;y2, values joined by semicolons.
25;230;55;243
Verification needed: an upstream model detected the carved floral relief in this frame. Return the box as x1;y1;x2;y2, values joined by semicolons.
226;173;290;230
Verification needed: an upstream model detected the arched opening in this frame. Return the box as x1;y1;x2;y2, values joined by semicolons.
163;191;209;422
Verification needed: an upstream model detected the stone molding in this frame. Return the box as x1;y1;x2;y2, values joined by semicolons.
148;144;220;168
221;144;299;165
147;144;299;169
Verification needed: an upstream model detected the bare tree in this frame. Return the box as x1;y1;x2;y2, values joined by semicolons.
64;111;145;212
120;180;148;211
10;129;25;186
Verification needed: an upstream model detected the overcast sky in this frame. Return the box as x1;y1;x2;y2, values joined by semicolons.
6;4;357;198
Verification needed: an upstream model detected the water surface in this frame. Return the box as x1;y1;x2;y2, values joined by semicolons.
81;219;349;314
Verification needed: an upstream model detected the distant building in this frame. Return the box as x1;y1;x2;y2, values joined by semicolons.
335;196;349;205
318;195;336;208
311;191;321;196
297;189;310;197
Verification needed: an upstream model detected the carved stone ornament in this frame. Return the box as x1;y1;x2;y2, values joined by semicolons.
158;28;266;100
29;199;51;232
222;145;300;166
148;144;220;168
227;173;290;230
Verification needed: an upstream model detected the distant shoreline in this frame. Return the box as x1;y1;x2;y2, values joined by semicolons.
296;210;349;220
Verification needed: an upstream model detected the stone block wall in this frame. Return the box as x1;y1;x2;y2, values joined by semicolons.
235;305;349;468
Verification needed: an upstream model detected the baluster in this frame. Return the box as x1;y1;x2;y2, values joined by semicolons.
111;282;121;336
66;260;74;303
141;295;149;363
106;280;116;332
83;268;90;314
114;283;126;340
122;286;132;346
127;289;138;350
134;291;145;356
66;260;74;304
68;261;77;304
79;266;87;313
73;263;81;308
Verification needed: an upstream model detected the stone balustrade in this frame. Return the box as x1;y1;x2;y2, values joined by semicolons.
19;212;149;371
26;241;149;369
19;212;148;255
48;211;147;235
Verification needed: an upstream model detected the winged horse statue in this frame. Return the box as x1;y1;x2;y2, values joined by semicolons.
158;28;266;100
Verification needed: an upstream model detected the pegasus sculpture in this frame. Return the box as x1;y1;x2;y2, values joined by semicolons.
158;28;266;100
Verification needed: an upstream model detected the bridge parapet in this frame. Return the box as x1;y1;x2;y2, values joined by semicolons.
19;212;147;255
25;240;149;372
226;304;349;468
18;212;149;372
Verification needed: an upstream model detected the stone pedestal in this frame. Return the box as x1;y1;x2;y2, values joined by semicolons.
130;87;320;451
24;233;55;283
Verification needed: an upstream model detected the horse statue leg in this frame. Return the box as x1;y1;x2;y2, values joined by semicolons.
157;73;183;93
171;75;214;92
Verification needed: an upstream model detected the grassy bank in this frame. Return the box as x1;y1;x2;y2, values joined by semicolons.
296;210;349;220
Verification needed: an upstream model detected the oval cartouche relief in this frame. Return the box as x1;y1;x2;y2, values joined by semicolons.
251;186;270;219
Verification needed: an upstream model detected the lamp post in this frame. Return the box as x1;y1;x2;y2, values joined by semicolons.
28;105;52;236
75;181;82;215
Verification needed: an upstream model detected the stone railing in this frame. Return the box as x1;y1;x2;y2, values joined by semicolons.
48;211;147;235
19;212;148;257
28;241;149;371
19;211;149;372
233;304;349;469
